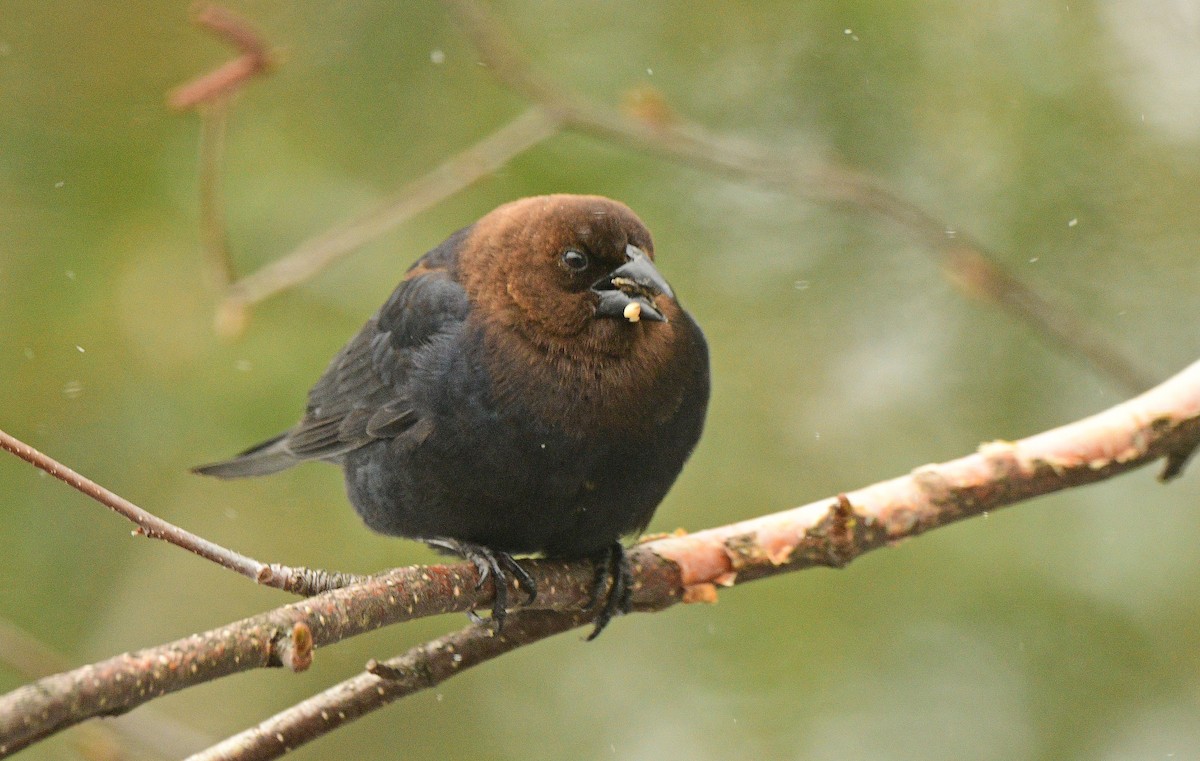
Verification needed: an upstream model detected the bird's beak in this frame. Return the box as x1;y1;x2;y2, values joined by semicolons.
591;245;674;323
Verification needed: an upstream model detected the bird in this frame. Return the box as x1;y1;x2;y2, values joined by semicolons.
195;194;710;638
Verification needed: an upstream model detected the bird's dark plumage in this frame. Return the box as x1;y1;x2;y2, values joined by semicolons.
195;195;710;636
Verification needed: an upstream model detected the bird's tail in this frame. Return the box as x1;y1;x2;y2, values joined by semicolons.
192;433;298;478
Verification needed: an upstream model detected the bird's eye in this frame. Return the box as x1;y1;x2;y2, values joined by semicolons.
560;249;589;272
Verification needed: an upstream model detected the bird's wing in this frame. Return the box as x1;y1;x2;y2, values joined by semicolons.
285;257;469;460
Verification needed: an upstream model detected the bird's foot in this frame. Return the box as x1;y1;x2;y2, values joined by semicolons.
427;539;536;631
584;542;633;640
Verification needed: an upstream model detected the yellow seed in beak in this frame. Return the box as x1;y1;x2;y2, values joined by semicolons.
623;302;642;322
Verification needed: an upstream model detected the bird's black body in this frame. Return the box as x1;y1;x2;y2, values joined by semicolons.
344;314;707;559
196;195;709;635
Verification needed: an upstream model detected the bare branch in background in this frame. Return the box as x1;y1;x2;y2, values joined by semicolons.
219;107;560;321
3;356;1196;756
169;5;276;298
169;7;562;334
172;3;1154;395
168;5;274;111
439;0;1156;394
198;98;236;289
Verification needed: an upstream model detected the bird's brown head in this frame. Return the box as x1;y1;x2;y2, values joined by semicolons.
458;194;682;353
456;194;697;428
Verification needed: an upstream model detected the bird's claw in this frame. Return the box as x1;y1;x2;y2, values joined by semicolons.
428;539;536;632
585;542;633;640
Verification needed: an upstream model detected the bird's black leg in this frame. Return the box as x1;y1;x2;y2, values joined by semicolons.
426;539;536;631
585;542;633;640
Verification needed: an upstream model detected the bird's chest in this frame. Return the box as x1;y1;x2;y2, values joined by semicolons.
430;383;602;499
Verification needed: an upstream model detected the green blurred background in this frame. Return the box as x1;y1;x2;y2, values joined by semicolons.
3;1;1200;758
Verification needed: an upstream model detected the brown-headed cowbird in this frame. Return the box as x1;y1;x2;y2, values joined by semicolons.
195;194;709;637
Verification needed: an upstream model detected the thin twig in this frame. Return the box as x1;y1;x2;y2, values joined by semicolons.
440;0;1155;394
4;356;1198;755
0;428;364;595
0;428;265;579
220;107;560;317
198;97;236;288
169;4;275;308
169;5;274;111
194;4;271;56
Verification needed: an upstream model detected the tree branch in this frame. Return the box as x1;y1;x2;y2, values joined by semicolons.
185;610;588;761
0;560;595;755
3;357;1196;757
